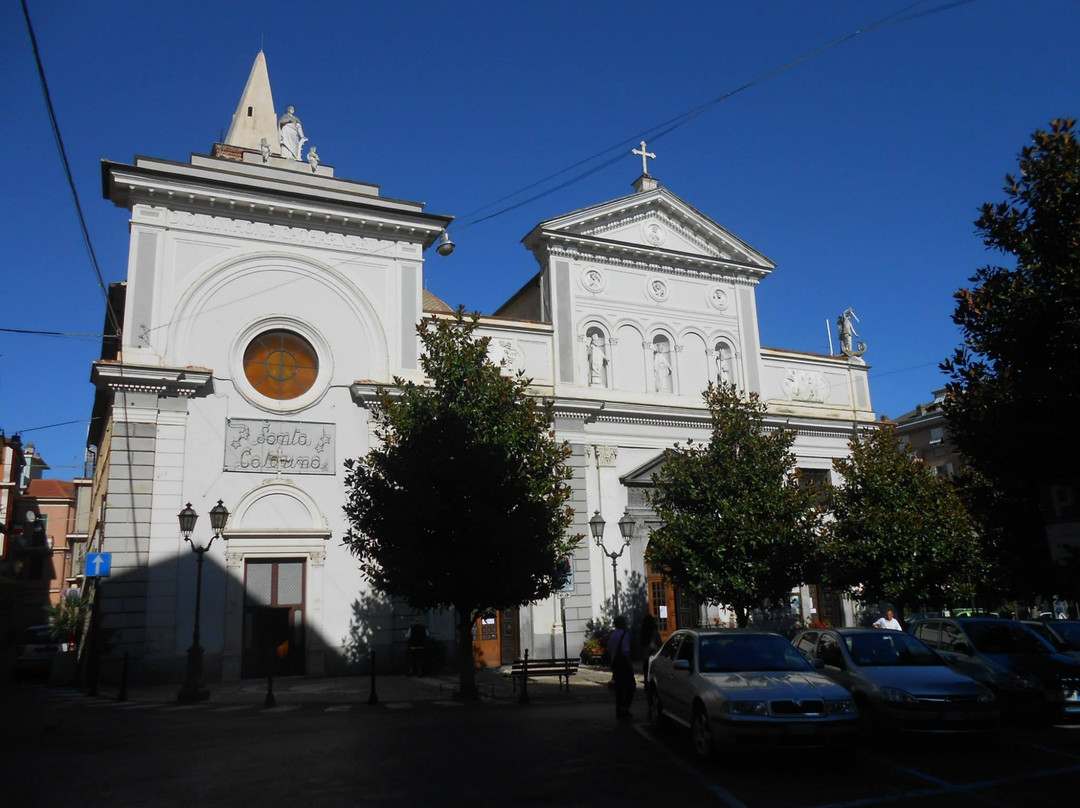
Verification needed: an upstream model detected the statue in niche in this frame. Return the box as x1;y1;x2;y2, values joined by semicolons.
653;343;673;393
278;105;308;161
587;331;609;387
715;344;732;385
837;307;867;358
307;146;320;172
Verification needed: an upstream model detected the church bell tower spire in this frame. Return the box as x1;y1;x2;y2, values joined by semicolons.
222;51;279;155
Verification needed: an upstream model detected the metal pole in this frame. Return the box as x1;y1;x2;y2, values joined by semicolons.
367;649;379;705
612;554;620;611
192;549;204;648
561;597;570;692
178;546;209;702
561;598;568;662
519;648;530;704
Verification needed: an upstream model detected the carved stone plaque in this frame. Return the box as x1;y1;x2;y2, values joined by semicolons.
225;418;336;475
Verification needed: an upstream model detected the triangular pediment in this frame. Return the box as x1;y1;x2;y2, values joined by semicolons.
524;185;775;276
620;452;667;487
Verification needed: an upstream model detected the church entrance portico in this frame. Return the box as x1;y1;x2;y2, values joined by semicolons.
219;482;332;680
242;558;306;678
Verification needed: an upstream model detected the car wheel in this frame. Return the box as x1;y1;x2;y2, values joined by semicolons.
692;704;714;760
647;685;668;730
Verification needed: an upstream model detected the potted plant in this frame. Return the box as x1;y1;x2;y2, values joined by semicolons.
580;637;605;665
45;592;90;684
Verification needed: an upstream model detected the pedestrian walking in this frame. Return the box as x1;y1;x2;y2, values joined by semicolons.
608;615;635;719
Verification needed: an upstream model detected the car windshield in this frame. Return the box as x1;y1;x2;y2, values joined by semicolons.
844;632;942;667
1051;623;1080;650
699;634;811;673
966;622;1051;655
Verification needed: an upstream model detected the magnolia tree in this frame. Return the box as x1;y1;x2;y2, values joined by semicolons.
943;119;1080;599
646;383;820;627
822;424;984;619
342;309;576;700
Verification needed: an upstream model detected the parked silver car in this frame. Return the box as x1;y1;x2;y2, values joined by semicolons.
793;627;999;734
647;629;858;758
14;624;62;679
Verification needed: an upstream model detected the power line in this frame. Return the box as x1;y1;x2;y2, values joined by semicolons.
457;0;976;231
20;0;121;337
1;326;106;339
12;417;94;435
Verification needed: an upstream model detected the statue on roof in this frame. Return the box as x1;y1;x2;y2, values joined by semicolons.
307;146;320;172
837;307;867;358
278;105;308;161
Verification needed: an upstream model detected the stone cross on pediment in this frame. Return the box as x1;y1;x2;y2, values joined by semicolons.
633;141;656;176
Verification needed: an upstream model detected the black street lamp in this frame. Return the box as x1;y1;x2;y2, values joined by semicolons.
591;509;634;609
177;499;228;703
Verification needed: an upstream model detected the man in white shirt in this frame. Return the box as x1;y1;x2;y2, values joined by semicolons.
873;609;902;630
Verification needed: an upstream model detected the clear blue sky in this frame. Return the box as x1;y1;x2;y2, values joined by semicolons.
3;0;1077;478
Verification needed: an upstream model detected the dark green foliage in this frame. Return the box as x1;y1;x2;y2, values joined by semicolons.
823;425;984;616
45;592;91;645
942;118;1080;597
342;308;576;698
645;383;820;627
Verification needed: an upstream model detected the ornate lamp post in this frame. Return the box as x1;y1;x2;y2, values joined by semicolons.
177;499;228;703
591;509;634;609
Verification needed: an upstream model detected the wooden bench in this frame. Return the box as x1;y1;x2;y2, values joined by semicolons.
508;653;579;692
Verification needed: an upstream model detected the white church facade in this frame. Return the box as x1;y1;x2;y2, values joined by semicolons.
86;53;874;685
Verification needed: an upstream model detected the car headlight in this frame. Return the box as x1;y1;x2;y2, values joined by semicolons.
975;684;996;703
728;700;768;716
879;687;919;706
826;698;856;715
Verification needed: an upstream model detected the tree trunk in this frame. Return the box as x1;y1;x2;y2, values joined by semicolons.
735;605;749;628
455;605;479;702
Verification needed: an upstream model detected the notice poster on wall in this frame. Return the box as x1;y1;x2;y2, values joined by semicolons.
659;605;668;619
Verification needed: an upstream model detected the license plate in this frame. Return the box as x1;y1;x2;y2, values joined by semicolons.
942;711;965;721
788;724;816;735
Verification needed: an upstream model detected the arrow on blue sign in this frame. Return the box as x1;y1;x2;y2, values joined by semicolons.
86;553;112;577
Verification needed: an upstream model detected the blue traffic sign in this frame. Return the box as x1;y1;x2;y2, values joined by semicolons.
86;552;112;577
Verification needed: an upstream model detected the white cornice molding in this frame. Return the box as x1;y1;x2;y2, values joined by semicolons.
552;397;870;437
540;238;766;286
152;208;426;258
91;362;212;397
104;160;451;249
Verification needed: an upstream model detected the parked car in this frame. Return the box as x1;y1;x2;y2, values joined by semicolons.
792;627;999;735
1021;620;1080;660
14;624;62;679
909;617;1080;723
646;629;858;758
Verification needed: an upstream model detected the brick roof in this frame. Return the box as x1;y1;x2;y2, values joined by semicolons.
26;479;75;499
